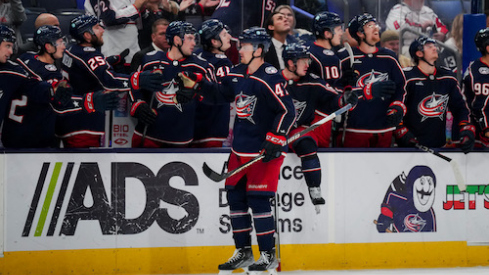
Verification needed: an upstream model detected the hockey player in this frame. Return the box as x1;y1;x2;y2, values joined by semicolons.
179;27;295;274
395;36;474;153
129;20;215;148
308;11;343;88
462;28;489;148
281;42;358;212
338;13;406;147
0;24;72;145
59;15;162;148
193;19;232;147
1;25;119;148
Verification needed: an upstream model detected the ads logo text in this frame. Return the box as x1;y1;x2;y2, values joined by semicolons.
22;162;199;237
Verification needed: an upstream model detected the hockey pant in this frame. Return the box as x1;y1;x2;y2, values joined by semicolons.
293;137;321;188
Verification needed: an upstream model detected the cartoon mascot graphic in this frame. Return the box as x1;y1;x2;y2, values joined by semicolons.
375;166;437;233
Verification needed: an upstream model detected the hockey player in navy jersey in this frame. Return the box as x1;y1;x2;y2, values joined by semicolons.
179;27;295;274
462;28;489;148
0;25;72;146
2;25;119;148
129;20;215;148
395;37;474;153
59;15;162;148
193;19;232;147
308;11;344;88
337;13;406;147
281;42;358;213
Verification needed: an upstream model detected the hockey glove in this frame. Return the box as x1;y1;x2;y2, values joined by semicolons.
175;88;196;104
84;91;120;113
459;122;475;154
51;80;73;106
340;89;358;108
178;71;203;90
106;48;130;74
394;126;418;147
260;132;286;163
386;105;404;127
130;70;164;92
376;203;394;233
363;80;395;100
130;100;157;126
341;69;358;88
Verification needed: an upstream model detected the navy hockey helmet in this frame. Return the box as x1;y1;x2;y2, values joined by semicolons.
0;24;16;44
69;15;99;42
238;26;271;53
475;28;489;54
312;11;343;38
166;21;198;46
282;42;310;63
199;19;228;43
348;13;377;41
409;36;436;62
34;25;64;51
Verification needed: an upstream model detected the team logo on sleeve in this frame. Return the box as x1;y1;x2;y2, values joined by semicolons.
156;80;182;111
235;92;257;124
418;93;449;122
357;70;389;87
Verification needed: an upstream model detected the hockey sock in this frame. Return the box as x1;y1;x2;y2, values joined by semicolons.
248;195;275;251
294;138;321;188
227;188;252;248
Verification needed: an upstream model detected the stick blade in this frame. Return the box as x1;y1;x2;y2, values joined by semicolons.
202;162;226;182
450;159;466;192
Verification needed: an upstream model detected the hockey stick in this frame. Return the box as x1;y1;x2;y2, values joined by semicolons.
139;93;155;147
202;103;352;182
341;42;355;146
273;194;281;272
414;143;466;192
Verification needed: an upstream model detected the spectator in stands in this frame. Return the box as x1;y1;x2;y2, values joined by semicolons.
16;13;60;58
138;0;178;50
444;13;463;55
0;0;26;50
131;18;170;71
176;0;219;20
385;0;448;57
264;11;291;69
275;4;313;44
84;0;149;67
380;29;412;67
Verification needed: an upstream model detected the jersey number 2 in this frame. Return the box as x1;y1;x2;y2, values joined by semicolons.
88;56;106;71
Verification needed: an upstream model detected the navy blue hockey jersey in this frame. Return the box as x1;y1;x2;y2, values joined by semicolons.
308;42;342;88
201;62;296;155
338;47;406;132
129;51;214;145
402;66;470;147
463;58;489;135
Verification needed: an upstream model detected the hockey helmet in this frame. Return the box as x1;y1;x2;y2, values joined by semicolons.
409;36;436;62
0;24;16;44
312;11;343;38
475;28;489;54
199;19;229;43
69;15;99;43
238;26;271;53
282;42;310;63
34;25;64;51
166;21;198;46
348;13;377;41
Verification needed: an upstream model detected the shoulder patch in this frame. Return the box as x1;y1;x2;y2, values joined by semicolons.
323;49;334;56
403;66;414;71
309;73;320;79
216;53;227;59
479;67;489;75
265;66;278;74
45;64;57;71
83;47;96;52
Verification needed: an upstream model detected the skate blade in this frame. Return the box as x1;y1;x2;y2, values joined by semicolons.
218;267;250;275
248;269;277;275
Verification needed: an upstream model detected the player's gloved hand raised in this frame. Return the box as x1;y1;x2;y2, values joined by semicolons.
376;203;394;233
106;48;129;73
83;91;120;113
260;132;286;163
178;71;203;90
459;122;475;154
341;69;358;88
386;105;404;127
130;70;164;92
394;126;418;147
340;90;358;108
51;80;73;106
363;80;395;100
130;100;157;126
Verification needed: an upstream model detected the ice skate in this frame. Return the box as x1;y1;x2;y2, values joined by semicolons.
247;248;278;275
218;247;254;274
308;187;325;214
